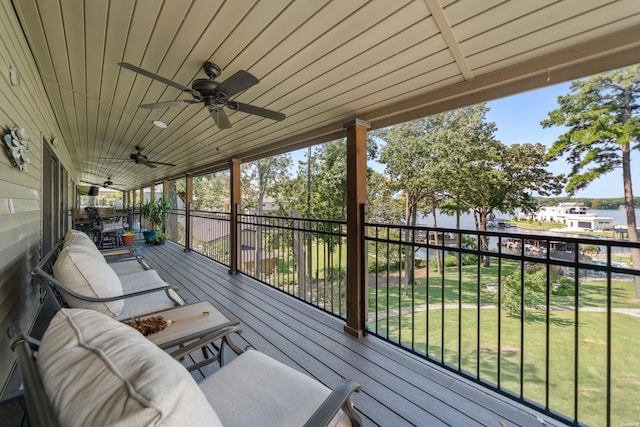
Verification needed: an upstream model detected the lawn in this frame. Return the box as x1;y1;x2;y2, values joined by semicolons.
368;260;639;425
372;308;639;426
368;261;640;314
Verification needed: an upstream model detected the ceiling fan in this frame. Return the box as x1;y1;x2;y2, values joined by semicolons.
102;146;176;168
128;146;176;168
86;177;123;190
118;61;286;129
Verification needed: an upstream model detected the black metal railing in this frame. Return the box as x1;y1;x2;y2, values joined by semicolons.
237;213;347;318
364;222;640;427
166;208;186;247
164;203;638;425
187;210;232;267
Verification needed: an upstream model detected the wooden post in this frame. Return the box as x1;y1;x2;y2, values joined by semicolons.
162;179;169;198
229;159;241;274
185;174;193;251
344;118;370;338
139;186;145;229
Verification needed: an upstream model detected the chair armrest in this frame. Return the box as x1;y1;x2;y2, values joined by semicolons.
34;265;178;302
167;325;243;360
107;255;151;270
100;247;135;258
10;336;60;427
58;282;180;303
303;379;362;427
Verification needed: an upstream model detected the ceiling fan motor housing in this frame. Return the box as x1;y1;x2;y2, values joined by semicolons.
203;62;222;79
192;78;220;95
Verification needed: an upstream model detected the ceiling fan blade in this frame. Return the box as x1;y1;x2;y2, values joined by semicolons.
143;162;157;168
215;70;259;97
139;99;200;109
147;160;176;167
229;102;286;121
208;106;232;129
119;62;200;97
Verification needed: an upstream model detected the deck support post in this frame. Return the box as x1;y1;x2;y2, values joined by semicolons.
344;119;370;338
139;186;144;229
162;179;169;198
229;158;242;274
185;174;193;251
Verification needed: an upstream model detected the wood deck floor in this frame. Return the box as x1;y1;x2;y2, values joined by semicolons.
139;241;563;427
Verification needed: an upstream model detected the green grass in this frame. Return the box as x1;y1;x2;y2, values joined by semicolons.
368;261;640;424
510;219;565;231
372;308;639;426
368;261;640;313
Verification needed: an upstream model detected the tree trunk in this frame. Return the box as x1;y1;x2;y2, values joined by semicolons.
403;195;416;296
292;210;306;299
255;192;264;277
477;209;490;267
620;90;640;299
621;141;640;298
456;194;461;229
432;201;442;274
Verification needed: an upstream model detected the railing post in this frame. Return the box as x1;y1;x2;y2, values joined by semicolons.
344;118;370;338
229;159;241;274
185;174;193;252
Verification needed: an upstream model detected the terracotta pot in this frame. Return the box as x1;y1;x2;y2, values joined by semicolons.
121;234;135;246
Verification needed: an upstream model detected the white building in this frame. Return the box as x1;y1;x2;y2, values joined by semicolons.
565;214;614;231
534;202;587;224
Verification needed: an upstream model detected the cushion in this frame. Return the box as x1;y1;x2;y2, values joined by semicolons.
200;349;350;427
117;270;184;320
63;229;94;249
37;309;222;427
53;246;124;317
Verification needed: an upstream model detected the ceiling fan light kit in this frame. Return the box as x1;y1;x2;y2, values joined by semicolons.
118;61;285;130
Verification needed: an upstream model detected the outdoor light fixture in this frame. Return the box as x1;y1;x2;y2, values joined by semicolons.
152;120;167;129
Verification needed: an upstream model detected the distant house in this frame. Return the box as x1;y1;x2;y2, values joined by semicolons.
191;216;278;274
191;216;254;247
564;214;613;231
535;202;587;224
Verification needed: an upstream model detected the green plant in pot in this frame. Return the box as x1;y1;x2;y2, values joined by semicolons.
141;196;172;243
153;232;168;245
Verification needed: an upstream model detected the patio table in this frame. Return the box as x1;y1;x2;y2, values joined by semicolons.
124;300;243;371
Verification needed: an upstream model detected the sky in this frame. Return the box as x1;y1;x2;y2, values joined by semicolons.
289;80;638;199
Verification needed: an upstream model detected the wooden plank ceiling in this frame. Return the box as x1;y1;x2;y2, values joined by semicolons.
11;0;640;190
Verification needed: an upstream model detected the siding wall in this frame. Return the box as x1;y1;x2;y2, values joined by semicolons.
0;0;75;391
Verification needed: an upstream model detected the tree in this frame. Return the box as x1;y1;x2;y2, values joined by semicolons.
448;105;564;267
502;267;547;317
242;154;292;277
375;119;447;293
542;66;640;298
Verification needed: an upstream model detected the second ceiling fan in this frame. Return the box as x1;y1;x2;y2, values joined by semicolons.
119;61;286;129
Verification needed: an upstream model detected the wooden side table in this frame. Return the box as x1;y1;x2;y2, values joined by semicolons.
126;300;243;371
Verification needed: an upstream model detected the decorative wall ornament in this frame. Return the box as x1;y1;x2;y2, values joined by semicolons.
4;127;30;171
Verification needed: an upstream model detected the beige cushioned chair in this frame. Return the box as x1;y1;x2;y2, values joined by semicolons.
36;230;183;319
11;308;362;427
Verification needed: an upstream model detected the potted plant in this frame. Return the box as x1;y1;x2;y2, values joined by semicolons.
140;200;157;243
121;231;135;246
140;196;172;243
153;232;168;245
152;196;172;231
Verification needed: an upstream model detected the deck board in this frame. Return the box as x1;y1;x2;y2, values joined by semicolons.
139;241;562;427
